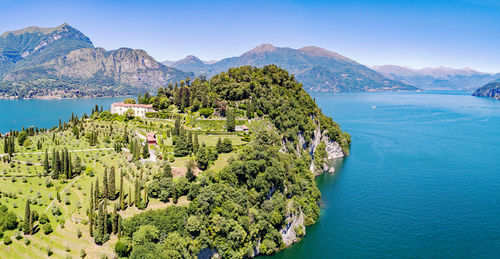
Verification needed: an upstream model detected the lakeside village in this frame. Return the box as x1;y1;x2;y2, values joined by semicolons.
0;97;253;258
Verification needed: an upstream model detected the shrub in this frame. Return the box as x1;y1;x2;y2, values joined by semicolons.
39;213;50;224
42;224;53;235
114;236;132;257
51;205;61;216
3;236;12;245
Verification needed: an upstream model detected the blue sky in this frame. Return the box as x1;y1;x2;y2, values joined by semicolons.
1;0;499;72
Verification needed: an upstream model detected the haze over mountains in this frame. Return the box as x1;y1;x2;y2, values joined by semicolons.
1;23;499;99
372;65;500;91
165;44;418;92
0;23;191;98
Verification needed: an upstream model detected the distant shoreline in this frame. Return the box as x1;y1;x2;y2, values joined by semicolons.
0;95;131;100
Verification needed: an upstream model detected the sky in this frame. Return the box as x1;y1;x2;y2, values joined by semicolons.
1;0;499;73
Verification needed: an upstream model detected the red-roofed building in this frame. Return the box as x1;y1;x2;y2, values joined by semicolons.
146;132;157;145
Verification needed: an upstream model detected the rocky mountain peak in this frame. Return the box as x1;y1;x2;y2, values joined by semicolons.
299;46;351;61
1;23;73;37
243;43;277;56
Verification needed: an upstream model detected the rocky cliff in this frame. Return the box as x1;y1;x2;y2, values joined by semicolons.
3;47;191;93
0;24;192;98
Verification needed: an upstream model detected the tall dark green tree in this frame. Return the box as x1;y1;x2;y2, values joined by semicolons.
134;178;141;208
102;168;108;200
173;116;181;136
164;162;172;178
185;159;196;182
226;109;235;132
119;170;124;210
123;125;129;143
142;143;150;159
44;150;50;174
23;200;31;234
108;166;116;199
89;182;94;237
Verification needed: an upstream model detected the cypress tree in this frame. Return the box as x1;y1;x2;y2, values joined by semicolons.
68;153;72;179
54;151;61;178
128;186;132;207
119;170;124;210
134;178;141;208
102;168;108;200
44;150;50;173
173;116;181;136
95;178;100;205
108;166;115;199
29;211;34;235
24;200;31;234
103;198;107;235
226;109;235;132
51;148;56;173
95;201;104;243
123;125;129;143
61;149;67;177
112;206;117;234
144;184;149;207
90;182;94;237
142;143;149;158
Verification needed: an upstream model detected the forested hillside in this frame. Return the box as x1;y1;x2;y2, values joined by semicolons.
473;80;500;100
119;65;350;258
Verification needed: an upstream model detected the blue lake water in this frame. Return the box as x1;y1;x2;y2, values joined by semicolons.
1;92;499;258
271;91;500;258
0;97;124;133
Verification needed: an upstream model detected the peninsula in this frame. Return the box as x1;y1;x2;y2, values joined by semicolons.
0;65;350;258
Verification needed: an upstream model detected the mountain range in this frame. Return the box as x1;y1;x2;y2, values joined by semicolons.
371;65;500;91
0;23;191;98
164;44;418;92
7;23;499;98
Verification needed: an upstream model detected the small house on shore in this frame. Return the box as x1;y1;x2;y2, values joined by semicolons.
146;132;157;145
110;103;154;118
235;125;249;132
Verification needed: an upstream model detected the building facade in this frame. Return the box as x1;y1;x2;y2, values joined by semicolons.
110;103;154;118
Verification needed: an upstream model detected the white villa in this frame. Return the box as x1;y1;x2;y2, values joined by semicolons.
110;103;154;118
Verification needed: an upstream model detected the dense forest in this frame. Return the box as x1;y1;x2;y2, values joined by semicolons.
117;65;351;258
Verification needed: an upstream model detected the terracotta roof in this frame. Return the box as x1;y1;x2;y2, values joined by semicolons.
112;103;153;108
146;132;156;141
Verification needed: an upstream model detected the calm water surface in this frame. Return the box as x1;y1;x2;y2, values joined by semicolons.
0;97;124;133
1;93;499;258
271;92;500;258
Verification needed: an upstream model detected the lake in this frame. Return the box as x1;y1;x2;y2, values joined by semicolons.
1;92;499;258
270;91;500;258
0;97;125;134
